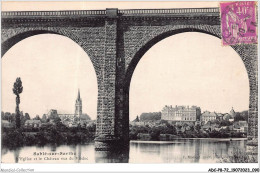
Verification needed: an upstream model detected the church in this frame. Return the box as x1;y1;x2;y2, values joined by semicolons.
75;89;82;117
47;89;91;127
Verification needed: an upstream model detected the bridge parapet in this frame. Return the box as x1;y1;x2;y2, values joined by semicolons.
1;10;106;17
1;7;220;18
119;8;219;16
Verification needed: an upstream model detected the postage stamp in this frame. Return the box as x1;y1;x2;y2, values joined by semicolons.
220;1;257;46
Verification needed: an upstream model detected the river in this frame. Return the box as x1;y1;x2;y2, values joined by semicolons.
1;138;247;163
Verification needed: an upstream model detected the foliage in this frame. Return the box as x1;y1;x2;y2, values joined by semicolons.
41;114;47;123
219;148;257;163
140;112;161;122
13;77;23;128
33;115;41;120
129;120;246;141
2;122;96;149
219;120;232;127
234;112;248;122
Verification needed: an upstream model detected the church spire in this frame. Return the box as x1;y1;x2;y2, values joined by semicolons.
75;89;82;117
77;89;81;100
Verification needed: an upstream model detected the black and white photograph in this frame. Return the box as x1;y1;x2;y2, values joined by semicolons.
0;0;258;169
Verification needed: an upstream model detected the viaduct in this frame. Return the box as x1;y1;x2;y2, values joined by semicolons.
1;8;258;151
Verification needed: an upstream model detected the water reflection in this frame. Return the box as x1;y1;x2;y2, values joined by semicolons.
2;139;247;163
14;148;20;163
95;150;129;163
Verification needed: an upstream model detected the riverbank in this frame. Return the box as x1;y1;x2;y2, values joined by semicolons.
130;138;248;143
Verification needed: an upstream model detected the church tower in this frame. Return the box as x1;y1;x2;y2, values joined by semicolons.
230;107;235;118
75;89;82;117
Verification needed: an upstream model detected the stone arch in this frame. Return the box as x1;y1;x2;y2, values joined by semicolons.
1;29;100;82
124;28;257;139
2;30;100;121
124;28;222;90
2;30;57;57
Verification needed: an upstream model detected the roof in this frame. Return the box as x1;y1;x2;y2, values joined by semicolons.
223;113;232;119
230;107;235;116
201;111;217;117
238;121;247;126
76;89;81;101
162;105;200;112
2;120;10;124
216;113;223;117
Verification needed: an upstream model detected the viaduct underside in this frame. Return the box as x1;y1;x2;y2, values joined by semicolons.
1;8;258;151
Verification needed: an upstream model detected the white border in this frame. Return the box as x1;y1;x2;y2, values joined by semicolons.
0;0;259;172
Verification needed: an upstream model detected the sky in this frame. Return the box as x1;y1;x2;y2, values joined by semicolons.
2;34;98;118
1;1;249;121
129;33;249;120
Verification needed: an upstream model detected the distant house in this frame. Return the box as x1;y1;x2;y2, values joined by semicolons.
68;123;78;128
223;108;236;121
216;113;224;121
86;120;96;127
1;120;13;128
229;118;234;122
195;121;202;126
229;107;236;117
201;111;217;123
130;121;145;126
233;121;248;133
202;122;218;132
223;113;232;121
25;120;42;128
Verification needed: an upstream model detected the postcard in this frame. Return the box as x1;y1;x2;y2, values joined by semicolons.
1;1;258;168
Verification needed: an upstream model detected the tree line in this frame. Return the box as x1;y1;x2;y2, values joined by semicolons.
129;120;246;141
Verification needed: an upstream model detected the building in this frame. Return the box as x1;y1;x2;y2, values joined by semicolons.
75;89;82;117
223;108;236;122
216;113;224;121
230;107;235;117
201;111;217;123
25;120;42;127
47;109;58;119
1;120;13;128
161;105;201;122
233;121;248;133
52;89;91;127
201;121;218;132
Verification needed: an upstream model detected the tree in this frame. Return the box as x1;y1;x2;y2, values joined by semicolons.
149;127;160;140
34;115;41;120
13;77;23;128
234;112;245;122
20;111;26;126
11;113;16;123
140;112;161;122
53;116;62;125
133;116;140;122
41;114;47;123
195;124;201;132
1;111;5;120
220;120;232;127
24;113;30;120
